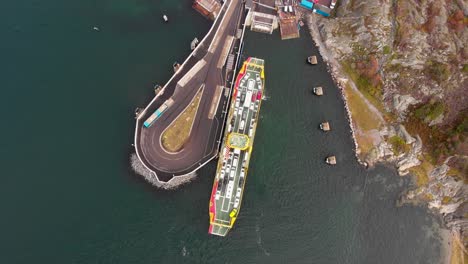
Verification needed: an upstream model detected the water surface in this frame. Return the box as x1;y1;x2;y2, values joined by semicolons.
0;1;443;263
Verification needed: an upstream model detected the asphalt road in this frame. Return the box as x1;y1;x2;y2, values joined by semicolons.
135;0;244;181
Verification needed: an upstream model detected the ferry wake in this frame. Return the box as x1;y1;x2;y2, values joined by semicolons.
209;57;265;236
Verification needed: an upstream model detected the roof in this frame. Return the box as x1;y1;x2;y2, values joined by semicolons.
300;0;314;9
313;4;331;16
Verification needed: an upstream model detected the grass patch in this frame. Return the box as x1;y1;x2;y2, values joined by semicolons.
383;45;391;55
449;234;468;264
425;60;450;83
343;83;383;158
409;160;433;186
388;135;410;155
462;64;468;73
355;133;375;156
344;83;382;131
442;196;452;204
405;107;467;165
414;101;445;122
161;88;203;152
423;193;434;201
342;61;385;112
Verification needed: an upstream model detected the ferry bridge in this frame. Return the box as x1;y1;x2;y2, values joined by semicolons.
134;0;247;182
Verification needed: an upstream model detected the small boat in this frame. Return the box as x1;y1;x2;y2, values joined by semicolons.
163;15;169;22
307;56;317;65
313;86;323;96
320;122;330;131
154;84;163;95
190;37;199;50
173;62;181;73
134;107;142;118
326;156;337;165
93;26;100;31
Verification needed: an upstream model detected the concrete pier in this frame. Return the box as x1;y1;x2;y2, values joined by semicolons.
134;0;248;183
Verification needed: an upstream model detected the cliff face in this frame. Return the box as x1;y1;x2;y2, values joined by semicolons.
304;0;467;251
316;0;467;119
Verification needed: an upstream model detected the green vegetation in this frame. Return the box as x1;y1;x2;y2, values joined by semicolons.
388;135;409;155
414;101;445;122
344;85;383;131
383;45;391;55
342;59;384;111
405;106;468;179
462;64;468;73
448;157;468;183
442;196;452;204
425;60;450;83
409;161;431;186
161;89;203;153
343;83;383;157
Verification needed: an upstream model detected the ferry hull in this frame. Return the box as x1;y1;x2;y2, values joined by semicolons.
208;57;265;236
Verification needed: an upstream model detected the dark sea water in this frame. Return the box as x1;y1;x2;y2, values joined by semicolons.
0;1;445;263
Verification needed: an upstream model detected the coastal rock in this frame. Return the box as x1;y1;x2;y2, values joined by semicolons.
130;153;196;190
397;156;421;175
379;125;396;138
401;159;468;246
428;113;444;126
305;0;468;249
393;95;418;118
396;124;416;145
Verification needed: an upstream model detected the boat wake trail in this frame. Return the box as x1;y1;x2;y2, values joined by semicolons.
256;212;271;256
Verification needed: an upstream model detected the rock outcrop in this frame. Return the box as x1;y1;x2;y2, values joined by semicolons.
302;0;468;251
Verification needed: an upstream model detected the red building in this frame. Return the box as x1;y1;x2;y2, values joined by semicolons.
193;0;221;20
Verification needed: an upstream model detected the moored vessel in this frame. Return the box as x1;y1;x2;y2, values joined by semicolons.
173;62;181;73
208;57;265;236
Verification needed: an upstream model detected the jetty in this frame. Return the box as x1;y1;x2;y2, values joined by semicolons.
134;0;247;182
277;2;299;39
313;86;323;95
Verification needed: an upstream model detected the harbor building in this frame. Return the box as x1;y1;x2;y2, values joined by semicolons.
193;0;222;20
277;0;300;39
245;0;278;34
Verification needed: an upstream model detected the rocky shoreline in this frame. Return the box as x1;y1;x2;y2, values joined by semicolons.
305;13;370;168
131;153;197;190
303;8;467;262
